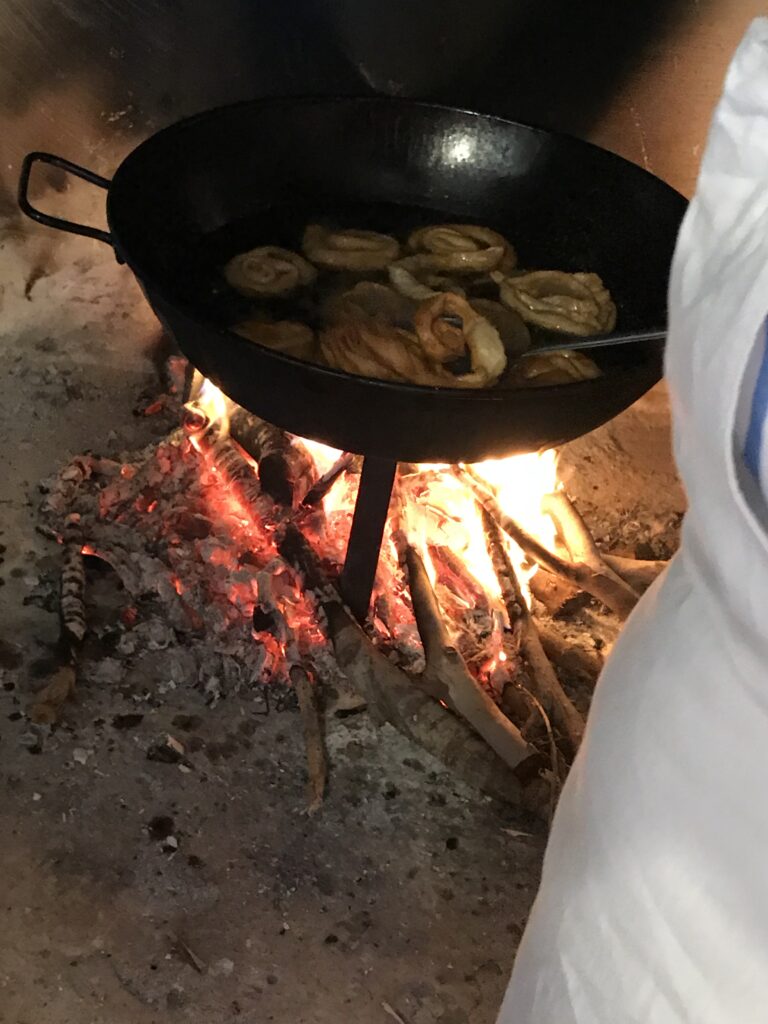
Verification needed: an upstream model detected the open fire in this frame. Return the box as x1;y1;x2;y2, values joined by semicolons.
187;375;558;684
36;357;666;816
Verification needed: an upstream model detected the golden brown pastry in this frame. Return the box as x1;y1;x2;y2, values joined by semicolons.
320;318;452;385
492;269;616;336
509;350;602;387
224;246;316;298
321;291;506;389
232;320;316;360
388;256;467;300
408;223;515;273
415;293;507;387
302;225;400;271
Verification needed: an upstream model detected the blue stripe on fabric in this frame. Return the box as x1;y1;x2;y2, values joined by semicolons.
744;322;768;479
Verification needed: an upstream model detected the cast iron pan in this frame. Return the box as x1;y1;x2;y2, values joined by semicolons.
18;97;687;463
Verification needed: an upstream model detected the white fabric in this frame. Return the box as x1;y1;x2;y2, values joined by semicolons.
498;19;768;1024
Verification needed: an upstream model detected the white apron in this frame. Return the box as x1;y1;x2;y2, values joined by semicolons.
498;19;768;1024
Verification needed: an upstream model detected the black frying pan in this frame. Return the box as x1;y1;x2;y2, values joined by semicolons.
18;97;686;463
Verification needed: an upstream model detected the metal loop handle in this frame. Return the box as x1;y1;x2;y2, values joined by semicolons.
18;152;113;246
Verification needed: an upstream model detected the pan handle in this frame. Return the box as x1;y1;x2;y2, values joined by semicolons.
18;152;113;246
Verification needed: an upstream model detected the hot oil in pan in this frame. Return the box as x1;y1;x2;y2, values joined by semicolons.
198;200;645;387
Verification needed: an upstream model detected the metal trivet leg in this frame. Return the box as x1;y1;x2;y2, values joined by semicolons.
340;456;397;623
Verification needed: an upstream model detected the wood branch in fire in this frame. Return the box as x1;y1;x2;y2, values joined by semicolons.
481;508;585;755
227;405;315;506
302;452;359;507
277;523;527;806
541;490;640;612
196;429;263;511
603;553;668;592
536;623;605;682
459;465;639;620
404;544;533;770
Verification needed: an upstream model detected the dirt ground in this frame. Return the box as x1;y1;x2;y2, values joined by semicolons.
0;228;685;1024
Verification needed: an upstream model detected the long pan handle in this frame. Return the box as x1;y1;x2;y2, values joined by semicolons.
521;328;666;358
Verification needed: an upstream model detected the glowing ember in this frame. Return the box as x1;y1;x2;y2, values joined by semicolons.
181;377;559;692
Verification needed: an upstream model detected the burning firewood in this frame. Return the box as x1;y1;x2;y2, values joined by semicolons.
541;490;641;610
227;405;315;506
302;452;359;507
459;465;639;620
481;508;585;754
278;523;531;808
403;544;533;770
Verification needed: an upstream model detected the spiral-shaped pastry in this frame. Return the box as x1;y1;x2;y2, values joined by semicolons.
509;350;602;387
320;319;452;385
303;225;400;271
388;256;467;301
408;223;514;273
321;291;505;388
492;269;616;336
224;246;316;298
413;293;507;388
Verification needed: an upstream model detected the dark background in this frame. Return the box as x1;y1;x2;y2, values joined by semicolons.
0;0;693;214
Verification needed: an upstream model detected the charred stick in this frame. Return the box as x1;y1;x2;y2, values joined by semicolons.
481;508;585;756
291;665;327;815
197;430;263;511
541;490;640;613
75;522;202;633
60;514;86;649
277;523;527;806
405;544;533;770
43;512;87;726
459;465;638;620
302;452;357;507
228;405;314;506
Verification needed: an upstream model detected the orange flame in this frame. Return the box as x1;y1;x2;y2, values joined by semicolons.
184;378;560;684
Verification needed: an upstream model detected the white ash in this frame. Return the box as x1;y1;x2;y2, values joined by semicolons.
37;422;325;705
